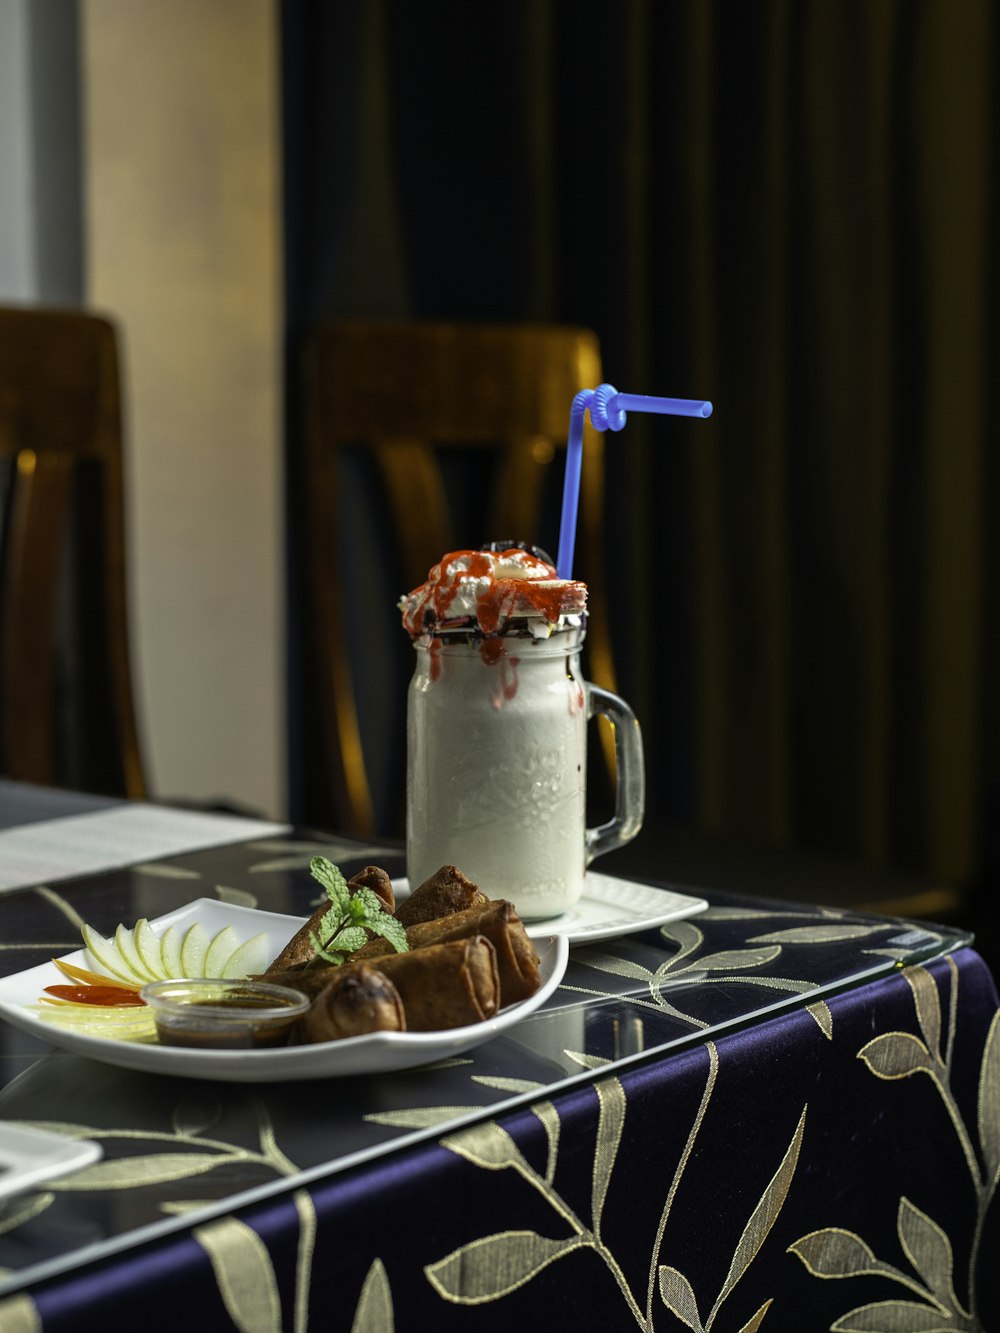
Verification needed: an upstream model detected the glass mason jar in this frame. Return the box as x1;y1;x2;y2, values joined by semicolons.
406;625;644;919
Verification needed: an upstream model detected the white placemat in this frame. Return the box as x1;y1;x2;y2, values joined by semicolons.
0;803;289;891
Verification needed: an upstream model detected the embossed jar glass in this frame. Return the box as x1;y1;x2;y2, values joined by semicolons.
405;625;645;920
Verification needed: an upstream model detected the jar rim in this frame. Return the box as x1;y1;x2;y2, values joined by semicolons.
412;622;585;654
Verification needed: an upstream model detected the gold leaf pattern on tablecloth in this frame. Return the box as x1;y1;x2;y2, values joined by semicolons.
658;1265;704;1330
534;1099;561;1184
49;1151;239;1190
617;909;891;1041
806;1000;834;1038
365;1105;485;1130
213;883;259;907
700;905;852;922
248;840;398;874
440;1121;529;1175
0;943;76;953
291;1189;316;1333
0;1292;41;1333
351;1258;394;1333
903;965;945;1063
249;857;326;874
364;1105;483;1129
791;963;999;1329
194;1214;283;1333
428;1077;641;1316
707;1106;806;1324
747;925;893;945
592;1078;626;1238
830;1299;958;1331
33;887;87;931
977;1010;1000;1185
653;1102;806;1331
566;1049;613;1070
427;1053;806;1329
738;1300;773;1332
472;1075;548;1095
569;929;823;1036
131;863;202;879
789;1227;919;1288
0;1194;52;1236
896;1197;959;1314
858;1031;936;1081
172;1094;224;1139
426;1230;588;1304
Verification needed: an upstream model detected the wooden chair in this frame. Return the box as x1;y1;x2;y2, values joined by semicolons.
0;305;146;799
297;319;614;839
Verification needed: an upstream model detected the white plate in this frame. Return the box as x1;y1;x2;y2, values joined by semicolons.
0;1122;102;1201
0;900;568;1083
390;871;708;944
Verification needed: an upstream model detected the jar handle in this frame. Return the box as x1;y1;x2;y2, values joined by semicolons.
584;683;645;863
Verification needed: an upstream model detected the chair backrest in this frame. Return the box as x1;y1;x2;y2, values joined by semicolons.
298;319;614;838
0;305;145;798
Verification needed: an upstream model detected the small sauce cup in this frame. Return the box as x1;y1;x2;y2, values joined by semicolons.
140;979;310;1050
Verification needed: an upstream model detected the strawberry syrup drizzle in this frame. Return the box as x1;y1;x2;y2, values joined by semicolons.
403;549;586;696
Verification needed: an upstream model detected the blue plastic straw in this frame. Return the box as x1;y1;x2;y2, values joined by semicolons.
556;384;713;579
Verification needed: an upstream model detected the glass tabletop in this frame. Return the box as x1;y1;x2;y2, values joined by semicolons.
0;830;972;1297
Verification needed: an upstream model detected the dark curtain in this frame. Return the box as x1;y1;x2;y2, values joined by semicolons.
282;1;997;935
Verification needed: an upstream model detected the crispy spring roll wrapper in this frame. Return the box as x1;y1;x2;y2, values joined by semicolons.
263;960;340;999
299;964;406;1044
264;865;395;973
338;936;500;1031
394;864;489;927
354;900;541;1005
349;865;395;913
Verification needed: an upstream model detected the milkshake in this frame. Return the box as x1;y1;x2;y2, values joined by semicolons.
401;546;644;919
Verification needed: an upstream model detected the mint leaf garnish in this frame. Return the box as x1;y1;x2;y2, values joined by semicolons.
365;915;408;954
351;886;388;919
307;857;409;967
310;857;351;913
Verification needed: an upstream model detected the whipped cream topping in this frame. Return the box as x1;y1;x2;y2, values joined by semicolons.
399;548;587;639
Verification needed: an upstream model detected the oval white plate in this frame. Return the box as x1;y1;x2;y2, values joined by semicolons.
0;899;568;1083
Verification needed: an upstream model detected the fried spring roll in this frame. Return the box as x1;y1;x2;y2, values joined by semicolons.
265;865;395;973
355;900;541;1005
262;960;339;998
299;964;406;1044
349;865;395;914
343;936;500;1031
394;864;489;927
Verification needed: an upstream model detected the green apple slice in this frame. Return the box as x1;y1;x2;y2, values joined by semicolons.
180;922;209;977
220;931;269;979
159;924;183;978
81;924;141;984
79;915;275;988
35;1003;157;1040
115;923;158;982
202;926;239;977
134;918;168;979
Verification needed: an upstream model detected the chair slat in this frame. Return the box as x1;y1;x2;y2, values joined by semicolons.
298;319;613;837
0;306;146;798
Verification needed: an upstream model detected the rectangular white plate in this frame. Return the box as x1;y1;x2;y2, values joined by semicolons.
390;871;708;944
0;900;568;1083
0;1123;102;1202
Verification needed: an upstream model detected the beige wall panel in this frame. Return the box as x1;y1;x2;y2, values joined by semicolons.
81;0;285;817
